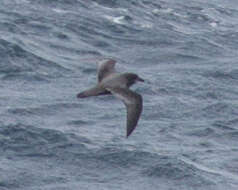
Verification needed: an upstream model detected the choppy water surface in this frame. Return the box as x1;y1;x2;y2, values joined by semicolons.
1;0;238;189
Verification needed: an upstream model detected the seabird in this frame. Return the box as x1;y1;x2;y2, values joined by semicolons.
77;59;144;137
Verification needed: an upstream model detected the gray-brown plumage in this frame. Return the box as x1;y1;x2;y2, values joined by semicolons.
77;59;144;137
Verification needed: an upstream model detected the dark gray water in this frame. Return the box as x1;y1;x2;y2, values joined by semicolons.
1;0;238;189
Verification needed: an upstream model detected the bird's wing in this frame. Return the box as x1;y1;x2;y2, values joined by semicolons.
106;87;143;137
97;59;116;82
77;85;109;98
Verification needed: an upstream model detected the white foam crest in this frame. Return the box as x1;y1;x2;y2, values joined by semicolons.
152;8;173;14
133;20;153;29
104;15;125;25
210;22;218;27
52;8;69;14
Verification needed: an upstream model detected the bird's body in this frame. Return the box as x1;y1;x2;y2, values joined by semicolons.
77;59;144;137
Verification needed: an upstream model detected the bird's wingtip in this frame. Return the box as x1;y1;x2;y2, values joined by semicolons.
77;92;86;98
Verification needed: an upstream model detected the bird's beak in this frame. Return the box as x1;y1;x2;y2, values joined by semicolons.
137;77;144;82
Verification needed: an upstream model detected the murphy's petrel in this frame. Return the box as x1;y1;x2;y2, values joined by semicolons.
77;59;144;137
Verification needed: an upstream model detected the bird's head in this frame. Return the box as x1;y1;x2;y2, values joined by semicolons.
125;73;144;87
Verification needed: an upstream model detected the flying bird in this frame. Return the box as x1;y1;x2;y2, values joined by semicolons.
77;59;144;137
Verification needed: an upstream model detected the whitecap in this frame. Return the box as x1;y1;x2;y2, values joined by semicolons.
52;8;69;14
210;22;218;27
152;8;173;14
104;15;125;25
133;20;153;29
140;22;153;28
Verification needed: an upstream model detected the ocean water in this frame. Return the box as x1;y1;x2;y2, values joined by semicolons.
1;0;238;189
